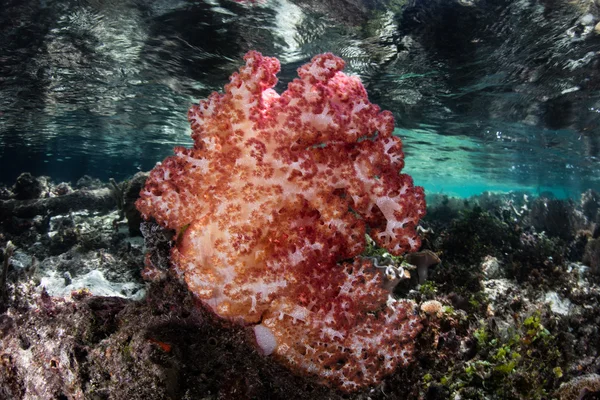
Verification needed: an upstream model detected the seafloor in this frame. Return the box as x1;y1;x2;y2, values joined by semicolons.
1;172;600;400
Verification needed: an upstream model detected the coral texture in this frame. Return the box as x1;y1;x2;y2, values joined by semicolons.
137;51;426;391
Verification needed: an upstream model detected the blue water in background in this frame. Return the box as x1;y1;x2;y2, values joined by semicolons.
1;0;599;199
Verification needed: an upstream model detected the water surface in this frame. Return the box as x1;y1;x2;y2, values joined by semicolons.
1;0;599;198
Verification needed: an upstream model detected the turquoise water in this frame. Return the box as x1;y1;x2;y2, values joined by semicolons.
399;127;595;199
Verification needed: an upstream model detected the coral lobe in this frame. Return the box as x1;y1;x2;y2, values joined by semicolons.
137;51;425;390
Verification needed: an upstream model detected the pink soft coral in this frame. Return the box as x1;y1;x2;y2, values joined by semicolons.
137;51;426;391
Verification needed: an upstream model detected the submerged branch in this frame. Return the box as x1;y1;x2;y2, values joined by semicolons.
0;188;116;219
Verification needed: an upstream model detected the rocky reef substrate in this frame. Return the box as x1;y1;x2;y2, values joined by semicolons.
1;173;600;399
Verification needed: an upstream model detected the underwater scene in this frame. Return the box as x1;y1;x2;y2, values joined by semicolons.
1;0;600;399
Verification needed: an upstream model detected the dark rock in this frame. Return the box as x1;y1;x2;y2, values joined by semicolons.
140;221;173;274
0;278;341;400
52;182;73;197
75;176;105;190
13;173;42;200
529;198;579;240
48;225;79;256
581;189;600;227
425;383;449;400
583;238;600;274
123;172;149;236
0;187;12;200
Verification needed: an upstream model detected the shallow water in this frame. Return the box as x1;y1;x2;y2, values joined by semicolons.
1;0;599;197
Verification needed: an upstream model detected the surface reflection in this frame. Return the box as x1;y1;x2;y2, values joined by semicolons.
0;0;598;195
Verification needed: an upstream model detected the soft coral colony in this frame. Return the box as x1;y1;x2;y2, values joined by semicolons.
136;51;426;391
